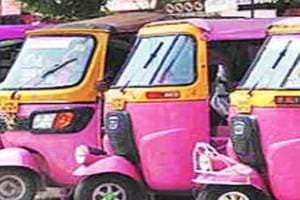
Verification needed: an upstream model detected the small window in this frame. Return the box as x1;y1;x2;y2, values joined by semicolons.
104;40;131;86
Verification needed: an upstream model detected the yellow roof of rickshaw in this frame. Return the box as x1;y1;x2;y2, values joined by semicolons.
268;17;300;34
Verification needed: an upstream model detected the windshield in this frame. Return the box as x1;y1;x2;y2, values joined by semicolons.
241;34;300;89
114;35;196;87
0;36;95;90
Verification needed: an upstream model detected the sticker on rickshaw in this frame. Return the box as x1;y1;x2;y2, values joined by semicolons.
235;98;251;114
111;98;126;111
3;113;17;130
0;100;19;113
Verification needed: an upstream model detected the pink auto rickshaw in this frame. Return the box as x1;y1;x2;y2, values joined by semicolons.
0;12;168;200
73;18;279;200
193;17;300;200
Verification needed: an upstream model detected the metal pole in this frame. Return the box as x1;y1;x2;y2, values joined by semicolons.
251;0;255;18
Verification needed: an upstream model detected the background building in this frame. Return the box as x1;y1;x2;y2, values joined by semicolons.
0;0;21;16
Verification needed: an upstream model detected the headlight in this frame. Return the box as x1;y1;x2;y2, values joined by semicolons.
32;113;57;129
233;121;246;135
199;153;212;171
29;107;94;134
106;115;120;131
75;145;90;164
32;111;75;130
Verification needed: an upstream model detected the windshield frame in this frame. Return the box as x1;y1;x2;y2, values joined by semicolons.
0;34;97;91
111;33;198;89
238;33;300;91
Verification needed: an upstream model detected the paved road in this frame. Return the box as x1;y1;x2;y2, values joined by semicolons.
35;188;195;200
36;196;194;200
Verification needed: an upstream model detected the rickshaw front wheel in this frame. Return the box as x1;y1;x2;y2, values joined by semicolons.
0;167;38;200
196;185;267;200
74;174;146;200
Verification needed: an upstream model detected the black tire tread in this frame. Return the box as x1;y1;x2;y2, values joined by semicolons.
0;167;38;200
196;185;266;200
74;174;145;200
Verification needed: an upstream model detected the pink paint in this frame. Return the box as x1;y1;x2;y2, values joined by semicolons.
0;148;41;173
0;103;101;185
251;107;300;200
74;155;141;182
195;106;300;199
93;100;218;191
0;24;46;40
127;101;210;190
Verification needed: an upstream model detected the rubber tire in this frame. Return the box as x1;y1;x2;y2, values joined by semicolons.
0;167;38;200
196;185;266;200
74;174;146;200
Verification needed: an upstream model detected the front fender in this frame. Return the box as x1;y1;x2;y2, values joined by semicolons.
193;163;267;192
73;155;141;182
0;148;41;174
193;143;267;192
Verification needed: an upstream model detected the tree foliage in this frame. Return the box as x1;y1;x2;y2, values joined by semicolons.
17;0;107;21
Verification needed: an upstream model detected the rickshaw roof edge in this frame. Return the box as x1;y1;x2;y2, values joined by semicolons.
268;17;300;34
144;17;281;41
0;24;47;40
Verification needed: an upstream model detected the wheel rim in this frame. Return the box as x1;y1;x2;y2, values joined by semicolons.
92;183;127;200
217;191;250;200
0;175;26;200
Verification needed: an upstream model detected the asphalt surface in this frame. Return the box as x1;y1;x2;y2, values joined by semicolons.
36;196;194;200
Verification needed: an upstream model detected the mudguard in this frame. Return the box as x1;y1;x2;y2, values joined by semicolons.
193;163;267;192
73;155;141;182
193;143;267;192
0;147;41;173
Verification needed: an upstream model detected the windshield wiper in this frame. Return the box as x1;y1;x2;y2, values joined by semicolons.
149;35;180;85
10;58;78;100
248;40;292;96
41;58;77;79
157;37;188;83
119;41;164;93
280;53;300;87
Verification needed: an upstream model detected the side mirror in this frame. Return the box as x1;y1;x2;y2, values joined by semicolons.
96;80;109;92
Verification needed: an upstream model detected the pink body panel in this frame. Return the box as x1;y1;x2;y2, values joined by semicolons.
1;103;101;185
103;134;114;155
250;107;300;200
0;147;41;173
73;155;141;182
118;100;211;191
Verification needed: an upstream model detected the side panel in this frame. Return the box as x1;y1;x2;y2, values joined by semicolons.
251;107;300;200
1;103;101;185
73;155;141;182
125;101;210;190
267;139;300;200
